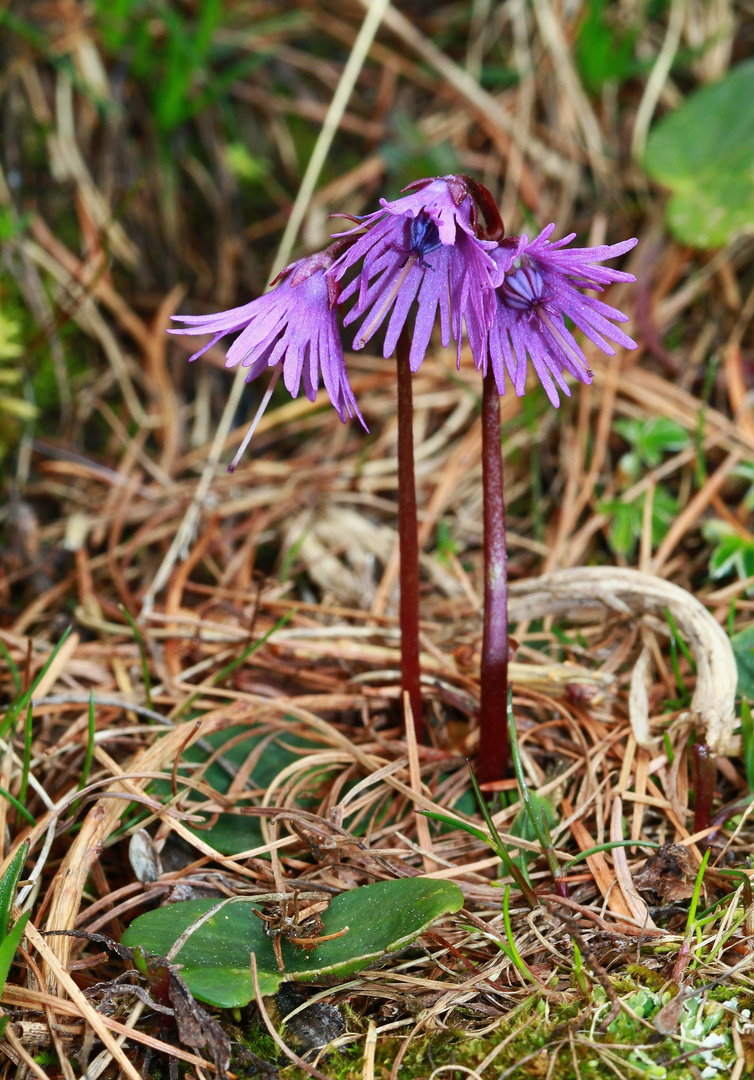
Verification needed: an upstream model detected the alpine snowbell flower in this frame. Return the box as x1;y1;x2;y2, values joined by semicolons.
169;252;365;470
170;170;639;783
329;176;498;371
486;226;638;407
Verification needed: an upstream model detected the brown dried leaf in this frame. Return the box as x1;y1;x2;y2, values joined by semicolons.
633;844;698;905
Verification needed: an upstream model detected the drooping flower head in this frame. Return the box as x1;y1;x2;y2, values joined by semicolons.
485;226;638;406
169;248;365;469
329;175;502;371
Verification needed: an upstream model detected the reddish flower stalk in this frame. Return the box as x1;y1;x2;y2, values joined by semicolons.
477;370;509;784
396;326;423;741
692;741;716;838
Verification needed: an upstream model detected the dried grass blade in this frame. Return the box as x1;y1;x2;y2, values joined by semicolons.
609;796;655;927
24;921;142;1080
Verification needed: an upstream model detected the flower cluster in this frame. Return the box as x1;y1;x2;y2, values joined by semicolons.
169;175;637;461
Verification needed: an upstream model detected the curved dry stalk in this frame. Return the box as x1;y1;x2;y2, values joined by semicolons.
508;567;737;752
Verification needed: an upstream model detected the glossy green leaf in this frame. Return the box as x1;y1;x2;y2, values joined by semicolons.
122;877;464;1008
643;60;754;248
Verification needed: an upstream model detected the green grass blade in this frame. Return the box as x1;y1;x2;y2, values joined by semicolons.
468;765;539;908
17;704;33;814
0;640;21;695
664;607;696;674
506;688;547;851
171;611;294;721
420;810;495;847
0;840;29;940
119;605;153;709
0;787;35;827
0;912;30;993
686;848;710;934
79;691;96;792
741;700;754;792
0;625;73;741
564;840;659;870
501;885;538;985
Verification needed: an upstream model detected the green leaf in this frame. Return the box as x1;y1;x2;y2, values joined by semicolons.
122;878;464;1008
731;625;754;699
225;144;269;184
702;519;736;546
613;418;642;445
643;60;754;248
604;501;636;558
601;487;677;558
0;912;29;994
614;416;690;468
575;0;637;95
731;463;754;510
742;545;754;581
0;841;29;941
706;529;754;594
180;811;263;856
148;724;321;854
708;533;745;579
638;418;690;467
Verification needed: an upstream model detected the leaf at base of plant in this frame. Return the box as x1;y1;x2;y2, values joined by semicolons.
121;877;464;1008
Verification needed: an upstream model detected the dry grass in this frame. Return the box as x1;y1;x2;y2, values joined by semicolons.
1;1;754;1078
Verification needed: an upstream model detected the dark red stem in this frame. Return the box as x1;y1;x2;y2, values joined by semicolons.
692;742;716;837
396;328;423;741
477;371;509;784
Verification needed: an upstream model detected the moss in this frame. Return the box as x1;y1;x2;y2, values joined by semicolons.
229;1018;281;1067
258;985;753;1080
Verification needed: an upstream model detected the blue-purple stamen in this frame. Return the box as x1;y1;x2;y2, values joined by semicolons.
498;260;546;312
398;211;442;270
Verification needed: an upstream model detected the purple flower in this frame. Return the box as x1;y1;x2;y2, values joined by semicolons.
169;256;365;430
485;226;638;406
364;175;481;244
329;176;497;370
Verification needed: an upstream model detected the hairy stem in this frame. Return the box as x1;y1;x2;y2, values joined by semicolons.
478;371;508;784
396;328;423;741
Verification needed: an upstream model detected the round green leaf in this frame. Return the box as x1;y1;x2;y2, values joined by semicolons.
121;877;464;1008
643;60;754;248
